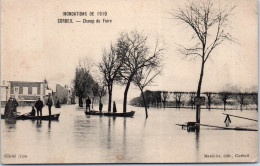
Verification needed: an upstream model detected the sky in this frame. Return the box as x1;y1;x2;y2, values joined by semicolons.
1;0;258;101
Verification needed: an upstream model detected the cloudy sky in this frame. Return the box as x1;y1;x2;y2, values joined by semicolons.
1;0;258;101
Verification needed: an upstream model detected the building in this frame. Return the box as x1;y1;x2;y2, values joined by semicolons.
2;80;47;106
54;84;73;104
1;80;9;105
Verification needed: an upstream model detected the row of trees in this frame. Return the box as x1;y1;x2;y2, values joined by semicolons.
99;31;164;118
73;59;107;108
73;31;164;118
130;90;258;111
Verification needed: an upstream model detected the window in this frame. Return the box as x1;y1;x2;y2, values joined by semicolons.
23;87;28;95
14;87;19;94
32;87;37;95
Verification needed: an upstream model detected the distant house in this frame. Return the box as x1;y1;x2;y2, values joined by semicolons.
1;80;9;105
54;84;73;104
6;81;47;106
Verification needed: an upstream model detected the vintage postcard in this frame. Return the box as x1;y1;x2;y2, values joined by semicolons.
1;0;258;164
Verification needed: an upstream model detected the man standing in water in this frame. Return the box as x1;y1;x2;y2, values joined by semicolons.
35;98;44;118
86;97;91;112
46;95;53;116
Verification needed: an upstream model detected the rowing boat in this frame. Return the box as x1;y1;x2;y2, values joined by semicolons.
103;111;135;117
85;111;103;116
85;110;135;117
1;113;60;121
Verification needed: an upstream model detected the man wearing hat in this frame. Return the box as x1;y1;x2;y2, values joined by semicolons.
35;98;44;118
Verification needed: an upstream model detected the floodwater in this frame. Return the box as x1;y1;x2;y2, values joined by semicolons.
1;104;258;164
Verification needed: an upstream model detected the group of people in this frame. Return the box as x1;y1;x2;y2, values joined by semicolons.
32;96;53;118
4;96;53;119
85;97;103;112
4;97;19;118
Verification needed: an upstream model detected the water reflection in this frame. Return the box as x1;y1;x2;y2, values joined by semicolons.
36;120;42;132
107;117;111;149
48;120;51;132
122;118;126;158
4;119;16;131
2;105;257;163
195;131;200;162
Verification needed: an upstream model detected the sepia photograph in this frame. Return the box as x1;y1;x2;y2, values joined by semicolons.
1;0;258;164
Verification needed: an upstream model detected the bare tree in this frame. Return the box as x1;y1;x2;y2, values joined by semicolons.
97;85;107;102
73;67;95;107
235;93;248;111
90;82;99;109
188;92;196;109
218;91;233;111
172;0;236;123
173;92;184;108
133;66;161;118
161;91;169;109
99;45;125;112
118;31;164;113
204;92;216;110
250;93;258;111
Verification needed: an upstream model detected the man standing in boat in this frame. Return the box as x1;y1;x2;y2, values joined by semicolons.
113;101;117;113
46;95;53;117
4;97;14;118
12;98;19;115
86;97;91;112
35;98;44;118
99;101;103;112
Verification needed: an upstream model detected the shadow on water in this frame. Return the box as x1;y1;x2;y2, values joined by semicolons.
195;131;200;162
48;120;51;132
123;117;126;156
36;120;42;132
4;119;16;131
107;117;111;149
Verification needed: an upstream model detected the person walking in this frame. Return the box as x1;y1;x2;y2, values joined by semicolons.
86;97;91;112
99;101;103;112
46;96;53;117
35;98;44;118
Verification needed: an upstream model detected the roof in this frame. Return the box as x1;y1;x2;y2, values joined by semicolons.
9;81;44;83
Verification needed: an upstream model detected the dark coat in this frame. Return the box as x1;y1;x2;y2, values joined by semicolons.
4;99;14;117
47;98;53;107
99;103;103;111
31;108;36;116
35;100;44;110
13;99;19;112
86;98;91;107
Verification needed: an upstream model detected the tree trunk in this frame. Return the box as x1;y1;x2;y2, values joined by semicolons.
196;60;205;124
140;88;148;119
79;96;83;107
92;97;94;109
123;79;132;113
224;102;226;111
108;86;113;112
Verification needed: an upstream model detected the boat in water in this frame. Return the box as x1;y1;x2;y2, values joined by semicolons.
85;110;135;117
1;113;60;121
